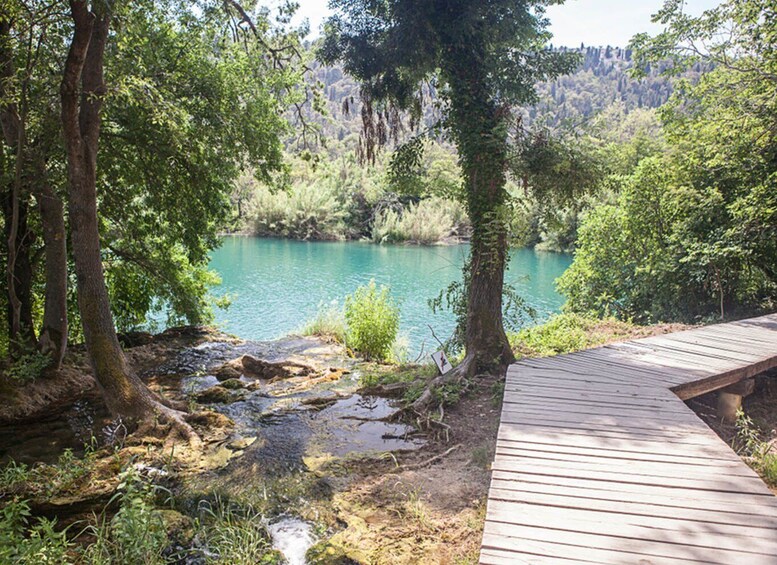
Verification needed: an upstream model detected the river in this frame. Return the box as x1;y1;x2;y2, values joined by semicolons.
197;237;571;354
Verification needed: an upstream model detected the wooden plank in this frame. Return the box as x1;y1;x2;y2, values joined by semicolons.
480;534;712;565
486;499;777;548
496;432;741;461
488;487;777;530
481;522;774;565
495;439;748;467
482;314;777;563
490;470;777;509
489;477;777;520
492;452;762;483
491;459;773;495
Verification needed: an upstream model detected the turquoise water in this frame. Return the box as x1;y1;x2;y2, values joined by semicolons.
205;237;571;353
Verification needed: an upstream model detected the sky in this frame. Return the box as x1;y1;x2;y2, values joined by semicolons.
282;0;722;48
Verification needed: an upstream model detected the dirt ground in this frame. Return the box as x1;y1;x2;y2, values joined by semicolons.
315;374;503;564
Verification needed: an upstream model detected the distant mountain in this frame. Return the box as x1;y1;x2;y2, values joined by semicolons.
302;45;700;144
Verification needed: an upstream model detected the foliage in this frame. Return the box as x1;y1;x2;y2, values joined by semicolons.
344;281;400;361
6;351;52;383
734;409;777;487
300;302;347;343
199;500;281;564
0;499;73;565
83;468;168;565
510;313;638;357
561;1;777;323
249;182;349;240
372;198;468;244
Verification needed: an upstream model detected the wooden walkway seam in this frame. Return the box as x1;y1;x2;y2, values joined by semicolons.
481;313;777;564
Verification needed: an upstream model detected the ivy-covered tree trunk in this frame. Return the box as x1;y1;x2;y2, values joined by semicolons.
61;0;196;440
411;53;515;411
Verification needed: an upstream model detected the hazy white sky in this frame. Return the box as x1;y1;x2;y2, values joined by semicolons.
282;0;722;47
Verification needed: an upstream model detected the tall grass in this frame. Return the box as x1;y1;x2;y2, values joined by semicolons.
249;183;348;240
372;197;469;244
300;302;347;344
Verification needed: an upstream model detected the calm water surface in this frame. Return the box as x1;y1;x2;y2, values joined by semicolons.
205;237;571;353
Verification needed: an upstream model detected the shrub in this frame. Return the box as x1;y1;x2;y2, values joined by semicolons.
83;469;168;565
300;302;347;344
0;499;74;565
344;281;400;361
250;183;348;240
6;351;52;383
372;197;468;244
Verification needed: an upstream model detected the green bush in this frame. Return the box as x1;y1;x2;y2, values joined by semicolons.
250;183;349;240
344;280;400;361
0;499;74;565
6;351;52;383
83;469;168;565
372;197;468;244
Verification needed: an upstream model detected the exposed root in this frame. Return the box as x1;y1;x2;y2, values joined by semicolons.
394;444;461;472
410;353;476;415
134;402;203;450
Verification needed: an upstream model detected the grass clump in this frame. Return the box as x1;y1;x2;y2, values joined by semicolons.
509;313;638;357
300;302;347;344
199;500;281;564
344;280;400;361
84;469;169;565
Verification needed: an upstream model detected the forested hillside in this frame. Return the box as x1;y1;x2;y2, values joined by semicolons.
232;45;682;248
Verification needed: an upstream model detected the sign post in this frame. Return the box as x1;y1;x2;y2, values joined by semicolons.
431;350;453;375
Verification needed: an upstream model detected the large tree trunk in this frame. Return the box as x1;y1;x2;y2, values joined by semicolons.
33;172;68;368
60;1;195;440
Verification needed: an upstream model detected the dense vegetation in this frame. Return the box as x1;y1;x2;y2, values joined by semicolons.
230;47;682;248
559;0;777;323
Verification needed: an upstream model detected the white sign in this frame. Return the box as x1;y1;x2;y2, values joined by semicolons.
431;350;453;375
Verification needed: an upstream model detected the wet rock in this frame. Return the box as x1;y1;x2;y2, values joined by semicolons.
186;410;233;429
214;360;243;381
227;436;256;451
241;355;315;380
194;386;240;404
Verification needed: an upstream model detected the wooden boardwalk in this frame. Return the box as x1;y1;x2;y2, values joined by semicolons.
481;314;777;564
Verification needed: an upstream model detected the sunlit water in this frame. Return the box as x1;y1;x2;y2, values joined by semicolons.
192;238;571;354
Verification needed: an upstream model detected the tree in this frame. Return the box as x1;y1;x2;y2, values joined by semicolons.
1;2;69;365
559;0;777;323
60;0;198;438
320;0;577;410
